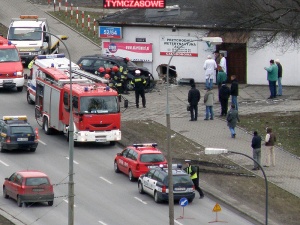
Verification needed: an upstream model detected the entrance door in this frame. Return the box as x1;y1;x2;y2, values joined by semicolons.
218;43;247;84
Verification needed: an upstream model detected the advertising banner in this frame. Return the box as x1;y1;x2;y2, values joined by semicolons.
103;42;153;62
160;36;198;57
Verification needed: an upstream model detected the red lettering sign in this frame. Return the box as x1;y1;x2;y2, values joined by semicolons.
103;0;166;8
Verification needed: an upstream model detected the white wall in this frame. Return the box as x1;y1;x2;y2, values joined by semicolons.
102;26;300;86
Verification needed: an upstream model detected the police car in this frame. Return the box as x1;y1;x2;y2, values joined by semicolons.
0;115;38;152
138;165;195;203
114;143;167;181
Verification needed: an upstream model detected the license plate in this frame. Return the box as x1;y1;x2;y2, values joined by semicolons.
17;138;28;141
95;139;106;142
148;165;158;168
174;187;186;191
3;80;13;83
32;188;44;192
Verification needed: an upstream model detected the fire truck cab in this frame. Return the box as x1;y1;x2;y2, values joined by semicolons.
0;36;24;92
35;67;123;145
27;53;80;104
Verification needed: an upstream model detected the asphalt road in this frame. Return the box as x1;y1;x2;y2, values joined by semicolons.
0;0;255;224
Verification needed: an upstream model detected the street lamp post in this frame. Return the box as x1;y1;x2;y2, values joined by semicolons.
38;31;74;225
205;148;268;225
166;37;222;225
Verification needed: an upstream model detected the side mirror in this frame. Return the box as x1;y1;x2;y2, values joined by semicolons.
124;99;128;108
44;36;49;42
5;178;8;181
117;153;121;156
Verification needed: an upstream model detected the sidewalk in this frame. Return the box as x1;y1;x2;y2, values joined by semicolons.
122;83;300;199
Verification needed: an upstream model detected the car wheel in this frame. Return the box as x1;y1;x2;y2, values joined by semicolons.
48;201;54;206
3;187;9;199
17;86;23;92
30;148;36;152
114;161;120;173
43;117;52;135
138;182;144;194
154;191;161;203
0;143;5;153
27;91;34;104
17;196;22;207
128;170;135;182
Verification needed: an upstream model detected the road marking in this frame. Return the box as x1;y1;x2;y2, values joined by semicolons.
65;157;79;164
38;139;47;145
98;221;108;225
134;197;147;204
99;177;113;184
0;160;9;166
63;199;76;207
175;220;184;225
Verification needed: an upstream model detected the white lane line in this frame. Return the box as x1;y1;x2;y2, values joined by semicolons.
98;221;108;225
65;157;79;164
99;177;113;184
63;199;76;207
38;139;47;145
134;197;147;204
0;160;9;166
174;220;184;225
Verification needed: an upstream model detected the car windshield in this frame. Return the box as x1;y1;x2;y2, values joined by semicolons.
25;177;49;186
8;27;42;41
0;49;20;62
140;153;165;163
10;126;33;134
80;96;119;114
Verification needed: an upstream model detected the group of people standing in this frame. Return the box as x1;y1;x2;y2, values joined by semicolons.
264;59;283;99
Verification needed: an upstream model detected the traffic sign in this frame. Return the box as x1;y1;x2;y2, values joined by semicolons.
179;197;188;207
213;203;222;212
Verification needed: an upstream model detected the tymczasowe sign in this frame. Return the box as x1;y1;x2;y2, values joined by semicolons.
103;0;166;8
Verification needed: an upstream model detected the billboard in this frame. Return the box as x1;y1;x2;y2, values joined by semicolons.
103;0;166;8
159;36;198;57
99;26;122;39
103;42;153;62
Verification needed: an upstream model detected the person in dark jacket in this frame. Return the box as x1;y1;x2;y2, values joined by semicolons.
219;82;230;116
230;75;239;111
226;104;240;138
130;70;147;108
184;160;204;199
275;59;283;96
188;83;201;121
251;131;262;170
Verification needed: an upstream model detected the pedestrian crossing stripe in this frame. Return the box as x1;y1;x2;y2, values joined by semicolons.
213;203;222;212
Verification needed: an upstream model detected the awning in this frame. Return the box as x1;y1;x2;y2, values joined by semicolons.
208;30;250;43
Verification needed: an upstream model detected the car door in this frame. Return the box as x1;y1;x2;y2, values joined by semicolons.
6;173;19;200
148;171;160;196
117;148;130;173
142;169;155;194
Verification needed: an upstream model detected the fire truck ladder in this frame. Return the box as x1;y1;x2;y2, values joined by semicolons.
68;69;108;84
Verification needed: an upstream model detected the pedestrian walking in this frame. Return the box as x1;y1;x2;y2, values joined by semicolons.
217;68;227;101
219;82;230;117
251;131;262;170
188;83;201;121
184;160;204;199
264;59;278;99
275;59;283;96
203;55;217;90
130;70;146;108
264;127;277;167
226;104;240;138
204;87;214;120
230;75;239;111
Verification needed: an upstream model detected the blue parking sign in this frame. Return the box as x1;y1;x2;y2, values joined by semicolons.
179;197;188;207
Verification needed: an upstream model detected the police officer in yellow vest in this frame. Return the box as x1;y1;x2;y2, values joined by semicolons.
184;160;204;199
130;70;147;108
27;56;37;78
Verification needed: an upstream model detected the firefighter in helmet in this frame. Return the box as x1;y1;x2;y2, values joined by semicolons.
119;58;130;95
104;74;115;88
130;70;146;108
98;67;106;77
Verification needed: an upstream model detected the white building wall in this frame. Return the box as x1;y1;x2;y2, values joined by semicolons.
102;26;300;86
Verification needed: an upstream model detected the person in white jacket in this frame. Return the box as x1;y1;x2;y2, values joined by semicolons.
203;55;217;90
219;53;227;73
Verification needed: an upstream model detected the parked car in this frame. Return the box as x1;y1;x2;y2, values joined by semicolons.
3;170;54;207
138;165;195;203
114;143;167;181
77;54;155;91
0;115;38;152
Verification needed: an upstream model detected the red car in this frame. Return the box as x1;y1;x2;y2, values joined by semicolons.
3;170;54;207
114;143;167;181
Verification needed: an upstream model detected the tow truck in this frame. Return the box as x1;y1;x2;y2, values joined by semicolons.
7;15;67;65
34;66;127;146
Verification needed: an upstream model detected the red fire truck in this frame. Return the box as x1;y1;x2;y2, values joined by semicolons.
34;66;127;145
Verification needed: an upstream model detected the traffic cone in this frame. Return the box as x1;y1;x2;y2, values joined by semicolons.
35;128;39;140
